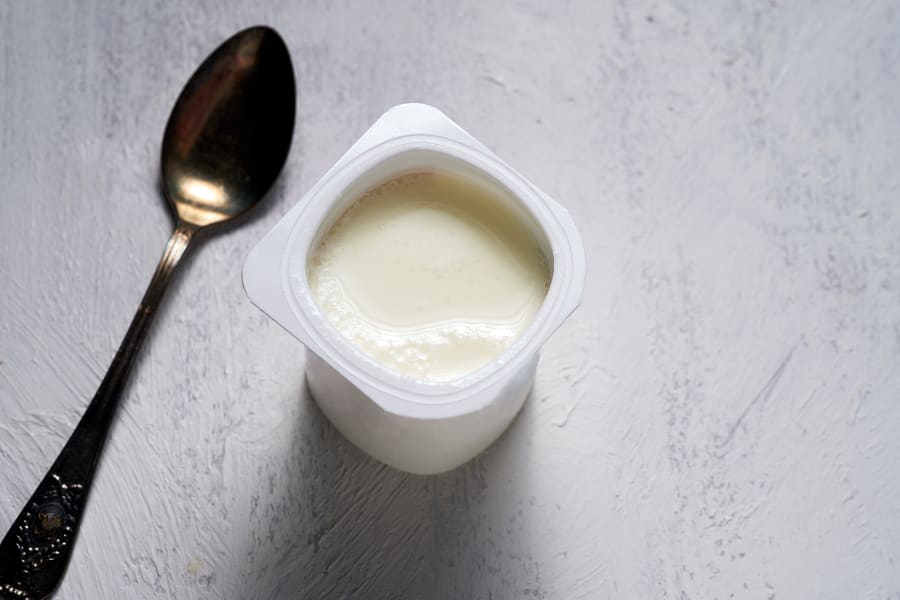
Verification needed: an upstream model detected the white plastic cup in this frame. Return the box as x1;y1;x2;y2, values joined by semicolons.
242;104;585;474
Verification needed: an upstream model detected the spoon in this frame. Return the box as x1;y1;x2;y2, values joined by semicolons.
0;26;295;599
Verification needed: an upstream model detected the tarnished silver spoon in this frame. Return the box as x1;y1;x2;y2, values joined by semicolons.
0;26;295;599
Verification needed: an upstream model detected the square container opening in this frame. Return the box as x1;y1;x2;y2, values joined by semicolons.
302;147;556;385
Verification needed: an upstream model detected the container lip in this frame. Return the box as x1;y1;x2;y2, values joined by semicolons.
281;132;584;419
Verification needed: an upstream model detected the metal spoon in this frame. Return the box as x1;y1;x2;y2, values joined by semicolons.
0;26;296;599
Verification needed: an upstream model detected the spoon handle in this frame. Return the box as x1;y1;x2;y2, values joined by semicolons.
0;224;196;599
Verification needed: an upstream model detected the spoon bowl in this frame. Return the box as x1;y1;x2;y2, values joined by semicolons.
163;26;295;227
0;26;295;599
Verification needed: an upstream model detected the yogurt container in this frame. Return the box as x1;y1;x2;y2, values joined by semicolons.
242;103;585;474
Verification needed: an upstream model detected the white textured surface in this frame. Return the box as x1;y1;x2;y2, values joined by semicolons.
1;1;899;598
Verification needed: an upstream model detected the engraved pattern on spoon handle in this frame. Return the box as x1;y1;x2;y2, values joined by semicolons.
0;225;196;600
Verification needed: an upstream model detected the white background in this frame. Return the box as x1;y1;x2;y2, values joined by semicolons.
1;1;899;598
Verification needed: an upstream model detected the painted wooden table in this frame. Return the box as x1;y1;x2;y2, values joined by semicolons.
1;2;898;598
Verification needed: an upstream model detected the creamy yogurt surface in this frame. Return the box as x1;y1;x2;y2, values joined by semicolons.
307;171;550;382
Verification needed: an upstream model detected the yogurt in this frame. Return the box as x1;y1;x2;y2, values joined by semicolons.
307;170;550;382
